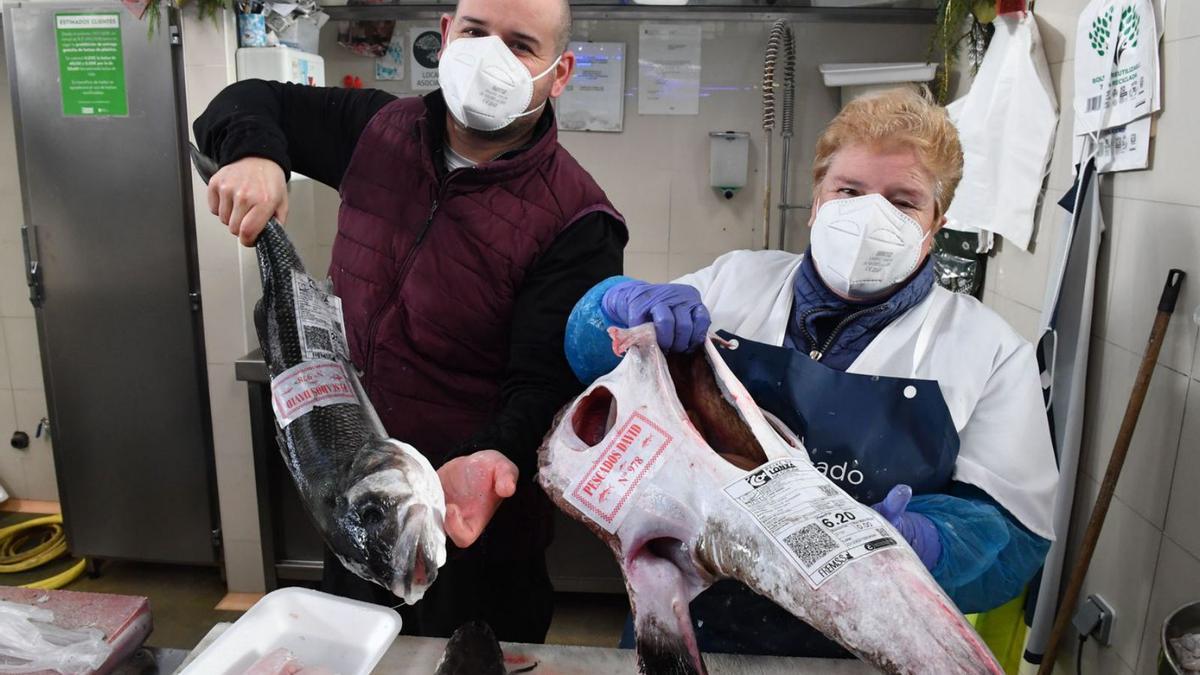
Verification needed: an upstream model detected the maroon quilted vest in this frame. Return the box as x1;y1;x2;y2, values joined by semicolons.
332;93;621;474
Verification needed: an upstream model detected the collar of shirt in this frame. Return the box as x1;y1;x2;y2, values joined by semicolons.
786;248;936;369
424;89;555;175
443;142;478;172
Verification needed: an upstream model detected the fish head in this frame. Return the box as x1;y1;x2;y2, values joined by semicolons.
334;438;448;604
538;325;1003;674
539;325;797;674
433;621;508;675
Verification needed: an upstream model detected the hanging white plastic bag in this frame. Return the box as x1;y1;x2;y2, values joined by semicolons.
946;11;1058;251
1074;0;1160;134
0;600;111;674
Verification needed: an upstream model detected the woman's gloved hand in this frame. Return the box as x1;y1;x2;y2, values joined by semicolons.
601;280;711;353
872;484;942;570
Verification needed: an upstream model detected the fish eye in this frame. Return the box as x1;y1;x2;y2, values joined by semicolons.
359;503;386;527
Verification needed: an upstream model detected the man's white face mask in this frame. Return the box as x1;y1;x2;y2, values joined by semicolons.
809;193;931;299
438;35;561;133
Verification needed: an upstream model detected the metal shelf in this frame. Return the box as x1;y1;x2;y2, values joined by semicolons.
321;3;937;23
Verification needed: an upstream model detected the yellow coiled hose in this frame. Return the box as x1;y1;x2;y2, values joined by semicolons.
0;514;86;589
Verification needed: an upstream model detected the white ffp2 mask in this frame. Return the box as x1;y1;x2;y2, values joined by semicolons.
438;35;561;133
809;193;930;299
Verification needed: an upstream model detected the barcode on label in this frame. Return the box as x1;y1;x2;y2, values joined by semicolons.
303;325;334;357
784;523;838;567
818;485;838;497
1086;95;1102;112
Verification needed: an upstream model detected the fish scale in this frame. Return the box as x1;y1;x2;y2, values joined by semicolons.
255;222;371;515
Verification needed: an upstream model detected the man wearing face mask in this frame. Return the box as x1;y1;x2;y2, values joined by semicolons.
566;88;1057;656
194;0;627;643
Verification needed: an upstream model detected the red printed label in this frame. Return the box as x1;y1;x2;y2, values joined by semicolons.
270;360;358;428
567;412;673;533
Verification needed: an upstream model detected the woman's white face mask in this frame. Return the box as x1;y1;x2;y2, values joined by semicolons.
809;193;931;299
438;35;561;133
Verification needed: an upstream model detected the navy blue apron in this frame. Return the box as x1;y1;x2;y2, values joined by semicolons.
619;331;962;657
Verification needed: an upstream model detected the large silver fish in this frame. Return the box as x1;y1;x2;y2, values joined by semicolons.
190;146;446;603
538;325;1003;674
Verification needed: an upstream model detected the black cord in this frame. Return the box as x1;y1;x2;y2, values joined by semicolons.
1077;634;1087;675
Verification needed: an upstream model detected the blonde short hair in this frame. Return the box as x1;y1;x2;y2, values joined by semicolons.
811;87;964;215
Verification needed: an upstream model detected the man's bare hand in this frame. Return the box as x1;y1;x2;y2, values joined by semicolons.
207;157;288;246
437;450;519;549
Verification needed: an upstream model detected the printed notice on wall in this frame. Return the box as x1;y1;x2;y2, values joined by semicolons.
55;13;128;117
724;459;899;589
637;23;701;116
557;42;625;133
376;30;404;81
410;27;441;91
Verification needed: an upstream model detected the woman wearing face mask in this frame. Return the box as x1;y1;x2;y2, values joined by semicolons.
565;87;1057;657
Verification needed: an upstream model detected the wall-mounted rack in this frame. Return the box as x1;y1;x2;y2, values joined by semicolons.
321;1;937;24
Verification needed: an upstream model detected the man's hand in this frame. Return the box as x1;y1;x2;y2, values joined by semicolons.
437;450;519;549
207;157;288;246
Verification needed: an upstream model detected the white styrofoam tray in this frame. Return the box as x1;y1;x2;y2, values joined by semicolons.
819;62;938;87
179;587;402;675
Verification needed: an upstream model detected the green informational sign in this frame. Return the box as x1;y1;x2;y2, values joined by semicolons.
55;12;128;117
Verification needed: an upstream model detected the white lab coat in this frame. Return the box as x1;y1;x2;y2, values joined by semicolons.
676;250;1058;540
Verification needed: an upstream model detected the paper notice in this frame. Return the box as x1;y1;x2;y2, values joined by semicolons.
637;23;701;116
376;29;404;81
558;41;626;132
410;27;441;91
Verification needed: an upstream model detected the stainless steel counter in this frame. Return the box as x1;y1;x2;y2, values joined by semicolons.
181;623;879;674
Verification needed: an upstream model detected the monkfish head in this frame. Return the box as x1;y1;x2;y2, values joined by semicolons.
333;438;447;604
538;325;1002;675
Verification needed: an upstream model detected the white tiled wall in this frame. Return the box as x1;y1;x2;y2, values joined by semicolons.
977;4;1200;672
310;17;934;281
181;11;267;593
0;31;57;501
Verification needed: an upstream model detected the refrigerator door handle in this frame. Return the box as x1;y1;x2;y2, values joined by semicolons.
20;224;42;308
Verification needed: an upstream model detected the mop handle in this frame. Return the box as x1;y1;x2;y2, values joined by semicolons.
1038;268;1185;675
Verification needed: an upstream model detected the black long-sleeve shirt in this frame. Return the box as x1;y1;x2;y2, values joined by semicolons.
194;81;626;478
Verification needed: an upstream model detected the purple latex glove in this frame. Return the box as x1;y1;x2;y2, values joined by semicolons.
872;484;942;571
601;280;712;353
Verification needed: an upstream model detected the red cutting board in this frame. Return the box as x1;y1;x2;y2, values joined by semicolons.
0;587;152;674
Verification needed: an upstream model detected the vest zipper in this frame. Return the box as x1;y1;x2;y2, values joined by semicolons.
362;196;442;383
802;303;890;362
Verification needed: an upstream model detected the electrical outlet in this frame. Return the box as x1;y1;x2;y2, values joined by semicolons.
1072;594;1116;646
1091;595;1115;646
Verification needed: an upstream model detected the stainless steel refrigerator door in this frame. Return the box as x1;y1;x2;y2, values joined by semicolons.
4;2;218;563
